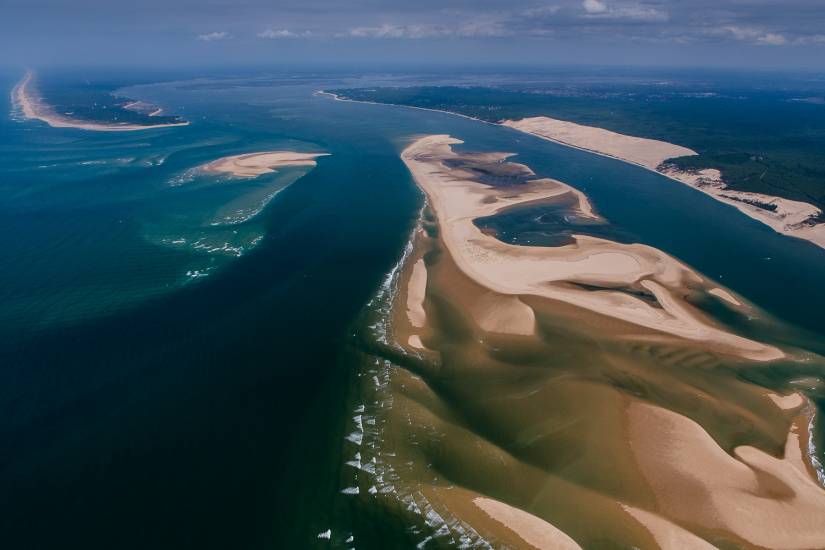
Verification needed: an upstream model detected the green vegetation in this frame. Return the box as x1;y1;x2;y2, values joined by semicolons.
332;86;825;215
37;75;185;127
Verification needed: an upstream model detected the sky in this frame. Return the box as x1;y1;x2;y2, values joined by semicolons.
2;0;825;70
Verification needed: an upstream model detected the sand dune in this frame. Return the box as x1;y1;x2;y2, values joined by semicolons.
12;71;189;132
503;116;825;249
201;151;328;178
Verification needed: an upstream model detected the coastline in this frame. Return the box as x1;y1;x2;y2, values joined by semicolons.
12;71;190;132
320;91;825;250
503;116;825;250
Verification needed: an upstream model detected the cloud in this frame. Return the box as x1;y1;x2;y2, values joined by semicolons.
347;21;511;39
758;32;788;45
583;0;608;14
258;29;311;39
349;24;448;39
521;5;562;17
723;26;787;46
581;0;668;22
197;31;229;42
796;34;825;44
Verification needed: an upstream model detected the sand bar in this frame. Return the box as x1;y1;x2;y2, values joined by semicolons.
473;497;583;550
201;151;328;178
406;258;428;328
503;116;825;249
401;135;782;361
12;71;189;132
628;401;825;549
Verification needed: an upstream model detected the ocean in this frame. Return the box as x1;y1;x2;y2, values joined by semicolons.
1;68;824;548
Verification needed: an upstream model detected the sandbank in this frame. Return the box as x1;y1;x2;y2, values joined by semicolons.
628;400;825;549
473;497;582;550
201;151;328;178
401;135;782;361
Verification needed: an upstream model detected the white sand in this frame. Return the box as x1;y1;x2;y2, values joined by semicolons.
503;116;825;249
201;151;328;178
709;288;742;306
767;392;805;411
628;401;825;549
406;259;428;328
473;497;583;550
471;293;536;336
620;505;718;550
12;71;189;132
503;116;695;171
402;135;782;362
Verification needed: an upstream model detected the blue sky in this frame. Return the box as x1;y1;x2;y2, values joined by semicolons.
3;0;825;69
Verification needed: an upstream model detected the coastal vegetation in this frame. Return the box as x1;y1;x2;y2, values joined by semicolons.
331;84;825;217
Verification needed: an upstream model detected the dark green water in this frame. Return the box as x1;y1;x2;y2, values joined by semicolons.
1;69;824;549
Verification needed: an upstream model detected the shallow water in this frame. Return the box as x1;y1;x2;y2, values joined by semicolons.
1;69;824;548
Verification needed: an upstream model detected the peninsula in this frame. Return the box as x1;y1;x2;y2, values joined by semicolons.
12;71;189;131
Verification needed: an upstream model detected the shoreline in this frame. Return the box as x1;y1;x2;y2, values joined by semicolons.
319;91;825;250
503;116;825;250
12;71;190;132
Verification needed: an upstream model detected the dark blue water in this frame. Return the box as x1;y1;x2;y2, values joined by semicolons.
1;69;824;549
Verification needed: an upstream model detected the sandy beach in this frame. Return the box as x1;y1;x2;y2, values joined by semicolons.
503;116;825;249
12;71;189;132
401;134;781;361
200;151;328;178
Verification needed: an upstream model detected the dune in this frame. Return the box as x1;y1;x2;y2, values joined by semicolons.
627;401;825;549
502;116;825;249
201;151;328;178
401;135;782;361
503;116;695;171
12;71;189;132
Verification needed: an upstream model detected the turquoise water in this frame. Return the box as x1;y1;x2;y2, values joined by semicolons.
1;69;824;548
